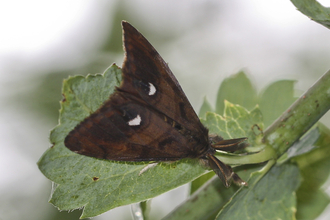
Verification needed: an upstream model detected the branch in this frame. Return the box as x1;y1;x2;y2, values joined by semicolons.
263;70;330;156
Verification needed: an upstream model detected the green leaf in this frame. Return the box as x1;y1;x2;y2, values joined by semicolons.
201;101;276;166
297;189;330;220
38;65;253;218
216;163;301;220
189;172;215;195
48;64;122;146
294;123;330;219
214;75;296;129
202;101;263;144
259;80;296;128
215;71;257;115
291;0;330;29
38;64;206;218
199;96;214;119
193;77;263;194
192;102;263;195
277;127;320;164
164;165;262;220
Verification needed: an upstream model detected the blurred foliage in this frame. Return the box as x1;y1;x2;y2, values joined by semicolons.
212;72;296;129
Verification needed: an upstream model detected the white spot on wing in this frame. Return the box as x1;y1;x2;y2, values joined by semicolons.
128;114;141;126
148;82;156;95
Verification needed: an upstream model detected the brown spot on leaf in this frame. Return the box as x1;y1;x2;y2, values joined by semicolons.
61;94;66;102
93;177;99;181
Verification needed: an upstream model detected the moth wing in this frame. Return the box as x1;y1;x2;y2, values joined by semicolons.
120;21;207;137
65;21;210;161
65;92;196;161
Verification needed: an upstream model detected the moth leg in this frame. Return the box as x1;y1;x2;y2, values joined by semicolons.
138;163;158;176
232;173;248;186
207;154;247;187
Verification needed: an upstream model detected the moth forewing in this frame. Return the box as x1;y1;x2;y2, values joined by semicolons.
64;21;248;187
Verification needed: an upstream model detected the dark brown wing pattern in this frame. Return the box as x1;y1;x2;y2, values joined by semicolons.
65;21;209;161
64;21;248;187
120;22;206;136
65;92;203;161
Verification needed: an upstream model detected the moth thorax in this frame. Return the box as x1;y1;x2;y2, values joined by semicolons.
190;137;213;159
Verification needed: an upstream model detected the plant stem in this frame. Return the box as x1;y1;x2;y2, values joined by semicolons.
216;144;276;165
263;70;330;156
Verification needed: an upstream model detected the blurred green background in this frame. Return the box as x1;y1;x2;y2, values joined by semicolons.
1;0;330;219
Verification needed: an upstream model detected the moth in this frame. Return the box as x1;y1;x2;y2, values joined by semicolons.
65;21;247;187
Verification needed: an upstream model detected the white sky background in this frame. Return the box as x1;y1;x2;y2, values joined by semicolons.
1;0;330;219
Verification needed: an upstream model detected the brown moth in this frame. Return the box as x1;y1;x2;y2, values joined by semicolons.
64;21;247;187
